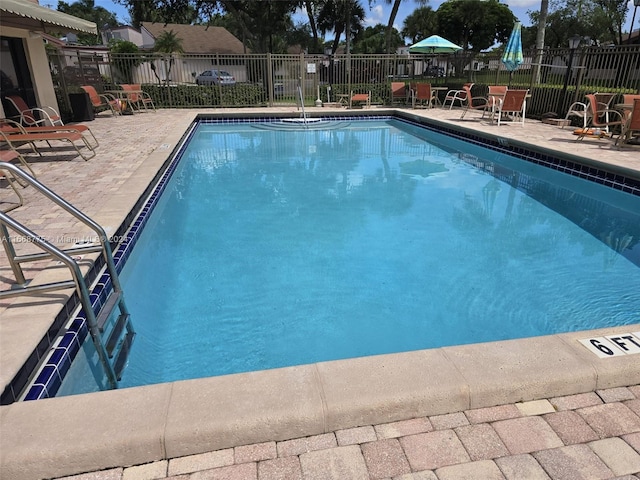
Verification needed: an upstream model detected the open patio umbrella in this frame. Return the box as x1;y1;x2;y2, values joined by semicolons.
409;35;463;54
501;22;524;86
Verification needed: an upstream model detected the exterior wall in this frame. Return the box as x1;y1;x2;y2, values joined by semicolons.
122;28;143;45
140;27;156;49
102;27;144;47
0;26;59;118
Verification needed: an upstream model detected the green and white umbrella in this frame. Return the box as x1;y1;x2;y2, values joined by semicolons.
409;35;463;54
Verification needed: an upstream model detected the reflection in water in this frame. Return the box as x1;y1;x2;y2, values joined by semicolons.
59;119;639;394
455;151;640;268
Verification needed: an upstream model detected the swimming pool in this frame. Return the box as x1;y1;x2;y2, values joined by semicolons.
51;117;640;397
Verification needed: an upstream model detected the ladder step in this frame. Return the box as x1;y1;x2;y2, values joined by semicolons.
113;331;134;381
105;313;130;357
95;290;122;331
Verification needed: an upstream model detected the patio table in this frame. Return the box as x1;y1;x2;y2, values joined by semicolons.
105;89;143;114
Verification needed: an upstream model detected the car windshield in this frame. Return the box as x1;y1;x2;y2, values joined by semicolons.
218;71;232;76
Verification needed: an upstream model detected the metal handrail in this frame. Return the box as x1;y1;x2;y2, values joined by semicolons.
0;162;123;294
297;78;308;127
0;161;127;388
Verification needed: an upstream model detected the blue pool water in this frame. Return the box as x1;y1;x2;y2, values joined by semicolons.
58;119;640;395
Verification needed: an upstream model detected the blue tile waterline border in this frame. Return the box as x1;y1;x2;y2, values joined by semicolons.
14;123;197;404
12;114;640;403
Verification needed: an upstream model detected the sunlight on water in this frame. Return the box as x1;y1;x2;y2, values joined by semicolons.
57;120;640;396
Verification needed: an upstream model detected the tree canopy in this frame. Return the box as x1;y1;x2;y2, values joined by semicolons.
526;0;630;46
401;6;438;45
56;0;118;44
352;24;404;53
437;0;515;52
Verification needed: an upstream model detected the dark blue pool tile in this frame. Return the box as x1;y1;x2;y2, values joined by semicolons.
32;365;59;398
13;113;640;404
24;384;46;401
48;347;72;375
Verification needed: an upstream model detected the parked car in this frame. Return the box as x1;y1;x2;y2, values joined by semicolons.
63;65;101;85
195;69;236;86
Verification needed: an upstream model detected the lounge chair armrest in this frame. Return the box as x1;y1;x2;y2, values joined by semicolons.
19;106;61;126
600;108;625;121
1;118;26;132
566;101;587;112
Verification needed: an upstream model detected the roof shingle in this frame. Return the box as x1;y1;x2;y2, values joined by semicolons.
141;22;246;54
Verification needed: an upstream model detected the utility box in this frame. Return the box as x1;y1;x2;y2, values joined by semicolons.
68;92;95;122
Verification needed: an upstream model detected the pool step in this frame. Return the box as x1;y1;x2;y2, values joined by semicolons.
113;330;134;381
0;162;135;393
93;291;135;385
105;313;131;357
96;290;122;331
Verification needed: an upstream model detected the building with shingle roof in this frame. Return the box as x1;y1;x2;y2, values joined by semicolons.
137;22;248;84
140;22;247;54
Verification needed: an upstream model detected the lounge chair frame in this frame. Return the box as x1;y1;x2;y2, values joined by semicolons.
5;95;63;127
390;82;408;106
0;120;96;161
615;98;640;147
459;85;490;119
443;83;474;110
575;94;625;142
1;118;98;149
121;84;156;112
494;89;528;126
411;83;435;109
349;91;371;109
80;85;121;116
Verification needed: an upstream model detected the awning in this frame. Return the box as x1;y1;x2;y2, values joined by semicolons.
0;0;97;35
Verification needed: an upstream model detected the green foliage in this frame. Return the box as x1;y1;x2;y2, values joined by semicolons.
109;41;143;84
317;0;366;54
401;6;439;45
437;0;516;52
56;0;118;45
153;30;185;54
109;39;139;54
195;1;300;53
526;0;627;46
353;25;404;54
114;0;199;28
142;83;267;108
152;31;185;84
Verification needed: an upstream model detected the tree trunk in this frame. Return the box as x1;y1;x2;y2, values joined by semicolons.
305;1;321;53
532;0;549;85
385;0;402;54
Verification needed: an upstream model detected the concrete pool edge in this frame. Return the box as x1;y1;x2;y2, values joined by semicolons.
2;109;640;479
1;325;639;480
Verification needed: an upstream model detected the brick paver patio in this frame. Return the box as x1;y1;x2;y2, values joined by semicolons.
1;106;639;480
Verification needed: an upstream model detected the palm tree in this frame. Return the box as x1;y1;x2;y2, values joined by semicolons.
303;0;323;54
383;0;402;54
317;0;366;55
153;30;185;84
401;5;438;44
380;0;429;53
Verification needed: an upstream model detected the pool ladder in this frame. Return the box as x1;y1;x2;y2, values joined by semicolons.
0;162;134;390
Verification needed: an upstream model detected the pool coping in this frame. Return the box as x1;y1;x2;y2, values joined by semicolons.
1;109;640;480
2;326;639;480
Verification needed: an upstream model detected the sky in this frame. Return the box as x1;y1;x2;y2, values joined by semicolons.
93;0;637;39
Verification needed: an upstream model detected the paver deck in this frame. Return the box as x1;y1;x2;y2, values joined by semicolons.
51;387;640;480
0;105;639;480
